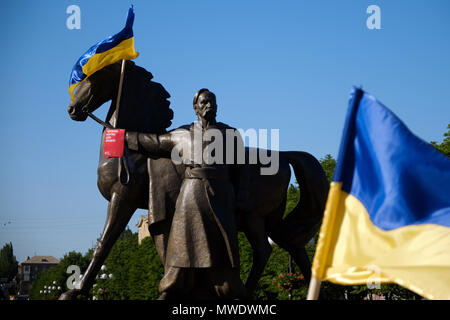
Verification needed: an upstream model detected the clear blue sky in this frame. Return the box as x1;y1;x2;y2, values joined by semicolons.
0;0;449;263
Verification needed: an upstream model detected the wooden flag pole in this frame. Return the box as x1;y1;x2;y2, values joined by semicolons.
114;59;131;184
305;182;345;300
307;277;321;300
114;59;127;128
85;60;125;129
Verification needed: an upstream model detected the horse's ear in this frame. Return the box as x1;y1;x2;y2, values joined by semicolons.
133;63;154;81
126;60;136;67
145;70;154;80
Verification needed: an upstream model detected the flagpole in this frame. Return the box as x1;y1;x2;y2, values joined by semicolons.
307;277;321;300
113;59;131;184
114;59;126;128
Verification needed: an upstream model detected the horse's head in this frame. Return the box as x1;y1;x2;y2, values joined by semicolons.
67;61;123;121
67;60;173;133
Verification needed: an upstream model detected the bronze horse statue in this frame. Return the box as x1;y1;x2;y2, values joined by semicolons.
61;60;329;299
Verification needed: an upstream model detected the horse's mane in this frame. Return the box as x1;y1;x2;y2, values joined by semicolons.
99;60;173;133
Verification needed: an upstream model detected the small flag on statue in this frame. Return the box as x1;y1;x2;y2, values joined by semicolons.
104;129;125;157
310;87;450;300
68;6;139;101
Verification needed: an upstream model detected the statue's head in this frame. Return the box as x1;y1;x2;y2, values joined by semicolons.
193;88;217;122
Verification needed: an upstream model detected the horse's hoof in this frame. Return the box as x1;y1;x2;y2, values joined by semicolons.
157;292;169;300
58;289;80;300
157;291;179;300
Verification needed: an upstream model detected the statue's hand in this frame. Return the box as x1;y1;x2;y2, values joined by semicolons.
125;131;139;151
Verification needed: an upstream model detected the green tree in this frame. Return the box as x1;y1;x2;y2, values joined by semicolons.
284;183;300;218
319;154;336;183
127;237;164;300
95;228;139;299
92;228;164;300
0;242;18;282
430;123;450;156
29;251;91;300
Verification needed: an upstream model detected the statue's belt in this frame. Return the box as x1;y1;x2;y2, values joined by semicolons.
184;166;230;203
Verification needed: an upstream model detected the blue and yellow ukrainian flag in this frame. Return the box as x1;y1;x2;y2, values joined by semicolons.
68;6;139;100
311;87;450;299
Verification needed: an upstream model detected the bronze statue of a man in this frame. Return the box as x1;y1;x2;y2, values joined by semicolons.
126;88;249;299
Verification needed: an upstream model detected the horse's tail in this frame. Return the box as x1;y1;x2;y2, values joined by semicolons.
271;151;329;249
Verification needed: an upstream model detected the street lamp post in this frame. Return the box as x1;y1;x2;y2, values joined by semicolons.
94;265;114;300
41;281;62;300
287;255;294;300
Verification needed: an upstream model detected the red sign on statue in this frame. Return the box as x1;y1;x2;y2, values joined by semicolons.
104;129;125;157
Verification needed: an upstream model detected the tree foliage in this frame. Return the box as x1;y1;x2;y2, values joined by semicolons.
29;251;91;300
127;236;164;299
430;123;450;156
284;183;300;218
92;229;164;300
0;242;18;282
319;154;336;183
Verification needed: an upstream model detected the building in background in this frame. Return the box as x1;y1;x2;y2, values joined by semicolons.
136;215;150;245
17;256;59;295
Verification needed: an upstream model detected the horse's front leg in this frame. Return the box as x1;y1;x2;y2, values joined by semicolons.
59;191;137;300
289;246;311;284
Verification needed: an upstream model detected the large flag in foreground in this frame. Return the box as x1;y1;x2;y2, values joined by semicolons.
68;6;139;100
311;87;450;299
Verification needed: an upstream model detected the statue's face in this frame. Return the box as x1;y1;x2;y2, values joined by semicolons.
195;92;217;121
